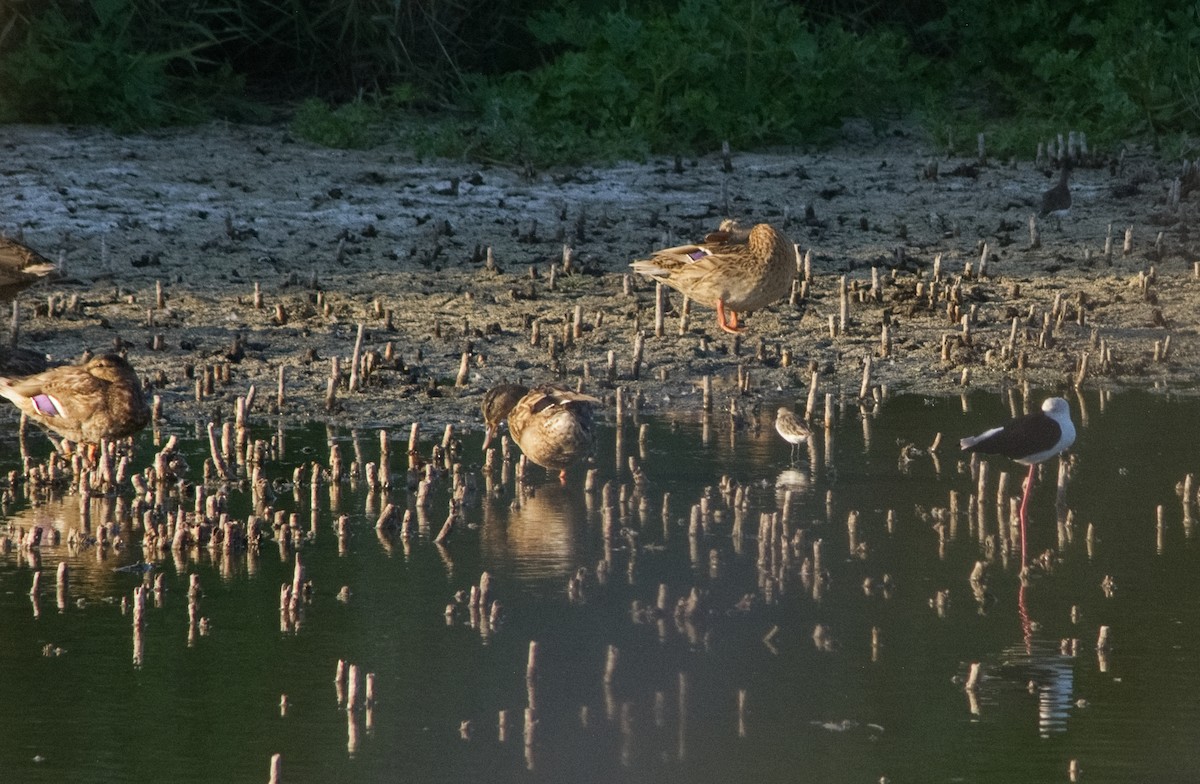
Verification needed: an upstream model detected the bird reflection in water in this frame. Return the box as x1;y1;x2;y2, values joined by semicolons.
973;584;1077;738
480;482;581;581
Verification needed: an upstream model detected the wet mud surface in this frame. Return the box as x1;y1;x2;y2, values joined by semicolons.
1;123;1196;434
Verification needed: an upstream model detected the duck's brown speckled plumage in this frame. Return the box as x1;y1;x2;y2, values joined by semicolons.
0;236;60;300
631;221;793;333
0;353;150;444
482;383;602;476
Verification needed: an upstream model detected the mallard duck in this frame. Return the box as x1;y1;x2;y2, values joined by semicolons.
774;406;812;463
0;353;150;447
482;383;602;481
631;221;793;334
0;235;60;300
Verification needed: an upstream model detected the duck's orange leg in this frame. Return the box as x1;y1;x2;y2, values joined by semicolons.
558;469;568;484
715;299;741;334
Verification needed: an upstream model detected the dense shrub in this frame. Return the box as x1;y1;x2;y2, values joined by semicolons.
2;0;1199;159
408;0;925;162
923;0;1200;147
0;0;214;127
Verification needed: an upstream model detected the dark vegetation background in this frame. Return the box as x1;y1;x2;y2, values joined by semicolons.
1;0;1198;163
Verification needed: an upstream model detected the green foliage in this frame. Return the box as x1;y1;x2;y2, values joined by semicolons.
440;0;925;163
924;0;1200;146
5;0;1200;164
290;97;386;149
0;0;214;128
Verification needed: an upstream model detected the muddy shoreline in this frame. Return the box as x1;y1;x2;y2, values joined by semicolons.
1;122;1196;436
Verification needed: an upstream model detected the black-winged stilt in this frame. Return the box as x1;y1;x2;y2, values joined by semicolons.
960;397;1076;564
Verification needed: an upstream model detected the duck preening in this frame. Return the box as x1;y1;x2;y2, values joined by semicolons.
0;352;151;449
482;383;602;482
631;221;793;334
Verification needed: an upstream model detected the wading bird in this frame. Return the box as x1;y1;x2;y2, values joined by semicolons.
482;383;601;482
774;406;812;464
960;397;1076;565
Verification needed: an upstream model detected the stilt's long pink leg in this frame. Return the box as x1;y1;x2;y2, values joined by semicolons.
1018;463;1036;565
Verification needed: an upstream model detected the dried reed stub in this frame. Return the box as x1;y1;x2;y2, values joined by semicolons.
964;661;981;690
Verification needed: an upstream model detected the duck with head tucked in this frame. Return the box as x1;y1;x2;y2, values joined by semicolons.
0;352;150;451
482;383;602;482
631;221;793;334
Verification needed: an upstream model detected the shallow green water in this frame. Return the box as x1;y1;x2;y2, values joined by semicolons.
1;390;1198;783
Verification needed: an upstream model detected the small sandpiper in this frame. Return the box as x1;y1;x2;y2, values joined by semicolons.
774;406;813;463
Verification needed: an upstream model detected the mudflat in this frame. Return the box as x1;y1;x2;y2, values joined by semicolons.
1;123;1193;433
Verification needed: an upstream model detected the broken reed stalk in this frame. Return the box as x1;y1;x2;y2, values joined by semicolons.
207;422;232;480
376;429;391;489
526;640;539;711
455;351;470;387
1075;351;1089;387
603;644;619;685
346;663;360;711
805;369;819;421
348;323;365;392
434;506;455;544
677;296;690;334
654;283;665;338
859;355;872;400
56;562;68;608
325;376;337;412
838;275;849;333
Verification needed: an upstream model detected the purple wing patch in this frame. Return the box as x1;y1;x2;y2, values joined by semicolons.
687;250;709;261
32;393;63;418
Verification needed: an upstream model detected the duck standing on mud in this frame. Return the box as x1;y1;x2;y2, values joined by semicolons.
631;221;794;334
